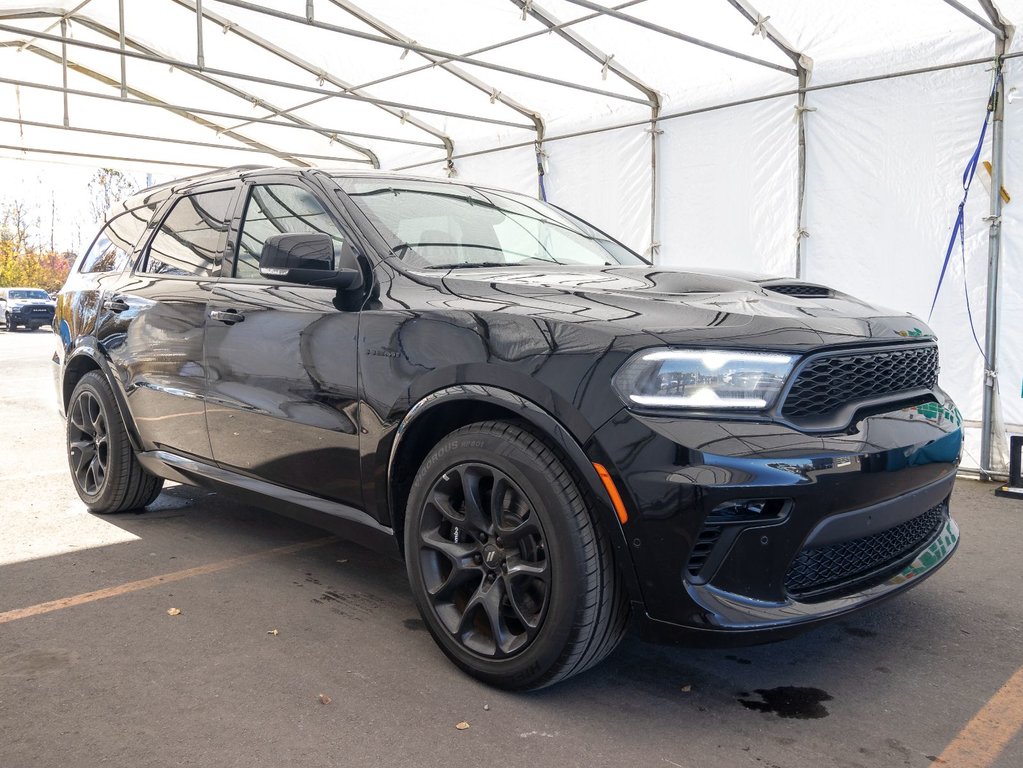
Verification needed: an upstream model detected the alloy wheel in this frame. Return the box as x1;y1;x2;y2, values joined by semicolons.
68;390;109;496
416;462;550;659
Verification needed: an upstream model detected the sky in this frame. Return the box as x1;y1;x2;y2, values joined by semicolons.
0;156;165;255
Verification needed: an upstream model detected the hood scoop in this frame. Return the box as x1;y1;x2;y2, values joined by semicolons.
763;282;832;299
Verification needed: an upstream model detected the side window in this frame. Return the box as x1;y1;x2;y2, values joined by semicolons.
235;184;344;279
79;208;151;274
142;188;235;277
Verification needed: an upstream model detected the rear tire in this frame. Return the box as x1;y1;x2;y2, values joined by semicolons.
66;371;163;513
404;421;628;690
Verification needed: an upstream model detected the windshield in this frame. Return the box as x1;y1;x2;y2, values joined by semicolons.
9;290;50;300
334;177;645;270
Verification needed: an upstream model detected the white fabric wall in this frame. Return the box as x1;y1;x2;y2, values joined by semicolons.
998;57;1023;447
543;125;651;251
802;63;998;467
656;98;799;276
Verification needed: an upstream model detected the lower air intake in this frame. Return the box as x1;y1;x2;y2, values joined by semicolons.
785;503;946;598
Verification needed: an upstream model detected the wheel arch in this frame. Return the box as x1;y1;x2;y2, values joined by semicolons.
385;384;643;605
62;343;144;453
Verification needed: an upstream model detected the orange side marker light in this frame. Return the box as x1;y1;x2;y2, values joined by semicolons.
592;462;629;524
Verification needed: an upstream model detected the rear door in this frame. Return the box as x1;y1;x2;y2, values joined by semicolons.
205;177;364;508
59;203;156;339
101;183;239;460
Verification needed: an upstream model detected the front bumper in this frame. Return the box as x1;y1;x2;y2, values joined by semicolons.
590;394;962;639
10;306;55;325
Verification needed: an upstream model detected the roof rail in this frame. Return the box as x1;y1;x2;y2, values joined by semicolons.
121;164;271;212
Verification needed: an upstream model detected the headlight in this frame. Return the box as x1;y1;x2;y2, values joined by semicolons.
612;348;797;409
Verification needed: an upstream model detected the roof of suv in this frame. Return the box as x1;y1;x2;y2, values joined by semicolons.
118;165;483;215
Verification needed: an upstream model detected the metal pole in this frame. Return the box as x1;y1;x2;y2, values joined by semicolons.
59;17;68;127
117;0;126;97
795;66;808;278
195;0;205;69
0;142;223;169
0;115;372;163
561;0;797;75
346;0;647;93
0;72;444;147
940;0;1005;38
212;0;653;105
177;0;457;158
394;51;1023;170
649;107;660;263
980;42;1006;477
0;20;535;131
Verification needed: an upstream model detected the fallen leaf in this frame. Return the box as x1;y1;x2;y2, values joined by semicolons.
267;629;279;636
680;684;692;693
166;608;181;616
455;721;470;730
318;693;332;705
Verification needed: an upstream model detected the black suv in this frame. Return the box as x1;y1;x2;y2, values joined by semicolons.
54;165;962;690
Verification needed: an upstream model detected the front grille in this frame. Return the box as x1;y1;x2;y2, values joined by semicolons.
782;344;938;420
785;504;946;598
766;284;831;298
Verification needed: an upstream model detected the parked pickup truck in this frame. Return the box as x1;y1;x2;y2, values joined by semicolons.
1;287;56;331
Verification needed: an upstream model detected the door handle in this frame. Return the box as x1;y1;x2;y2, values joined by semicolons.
102;296;130;313
210;308;245;325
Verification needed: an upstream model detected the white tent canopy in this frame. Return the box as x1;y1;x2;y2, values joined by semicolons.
1;0;1020;473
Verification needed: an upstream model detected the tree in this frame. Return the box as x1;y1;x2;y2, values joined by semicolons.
1;200;72;292
0;198;33;253
88;168;138;224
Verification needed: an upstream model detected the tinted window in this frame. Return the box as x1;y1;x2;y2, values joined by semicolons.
235;185;344;279
80;208;151;274
143;188;235;277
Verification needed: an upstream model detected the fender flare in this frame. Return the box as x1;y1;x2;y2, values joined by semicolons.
387;383;643;606
63;341;145;453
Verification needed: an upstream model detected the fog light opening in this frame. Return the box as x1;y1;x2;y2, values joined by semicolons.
707;498;788;525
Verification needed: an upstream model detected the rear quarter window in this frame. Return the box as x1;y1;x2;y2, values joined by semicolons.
79;208;152;274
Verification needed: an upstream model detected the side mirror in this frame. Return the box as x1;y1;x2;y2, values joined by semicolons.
258;233;364;291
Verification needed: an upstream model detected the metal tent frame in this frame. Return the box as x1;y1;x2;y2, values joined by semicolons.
0;0;1016;476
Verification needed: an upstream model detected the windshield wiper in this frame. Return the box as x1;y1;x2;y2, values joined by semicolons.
426;257;564;270
426;261;518;269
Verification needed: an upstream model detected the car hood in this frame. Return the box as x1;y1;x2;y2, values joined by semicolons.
425;264;933;351
8;299;55;308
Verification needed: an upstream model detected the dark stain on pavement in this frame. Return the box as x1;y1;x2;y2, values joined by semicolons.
738;687;832;719
403;618;426;631
314;590;386;621
843;625;877;638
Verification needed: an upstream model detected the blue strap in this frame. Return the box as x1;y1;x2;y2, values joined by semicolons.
928;70;1002;323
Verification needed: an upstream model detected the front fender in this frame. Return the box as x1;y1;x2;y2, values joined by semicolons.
385;383;644;607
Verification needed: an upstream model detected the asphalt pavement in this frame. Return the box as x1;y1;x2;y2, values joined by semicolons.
1;328;1021;768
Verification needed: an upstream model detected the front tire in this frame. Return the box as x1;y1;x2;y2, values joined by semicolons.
5;314;17;331
66;371;163;513
404;421;628;690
